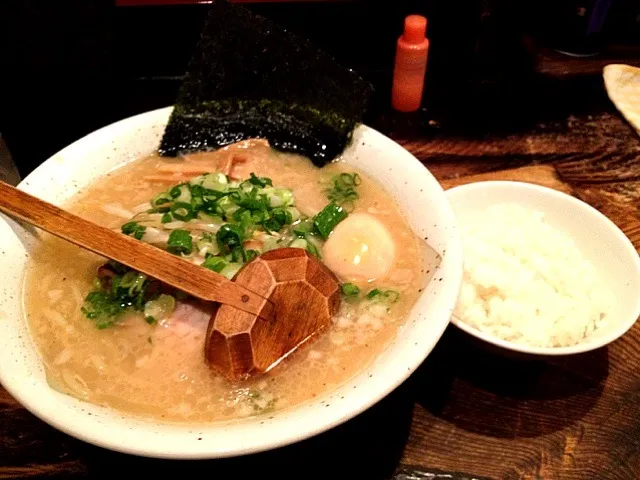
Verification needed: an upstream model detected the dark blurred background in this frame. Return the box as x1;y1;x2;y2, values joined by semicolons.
1;0;639;177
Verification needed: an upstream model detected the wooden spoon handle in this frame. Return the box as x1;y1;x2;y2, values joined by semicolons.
0;181;274;320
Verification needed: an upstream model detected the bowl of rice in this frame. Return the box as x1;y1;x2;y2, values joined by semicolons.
446;181;640;355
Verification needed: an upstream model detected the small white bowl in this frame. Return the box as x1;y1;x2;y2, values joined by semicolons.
0;107;462;459
446;180;640;356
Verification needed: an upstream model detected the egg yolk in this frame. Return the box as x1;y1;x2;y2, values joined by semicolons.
322;213;396;282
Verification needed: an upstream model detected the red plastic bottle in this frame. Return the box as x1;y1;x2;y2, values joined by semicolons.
391;15;429;112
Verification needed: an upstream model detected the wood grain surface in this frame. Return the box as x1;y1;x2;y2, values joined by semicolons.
205;248;340;379
3;80;640;480
0;180;275;320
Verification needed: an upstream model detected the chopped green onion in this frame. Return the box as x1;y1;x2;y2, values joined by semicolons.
202;256;227;272
161;212;173;224
341;283;360;297
366;289;400;303
230;246;248;263
151;191;173;207
200;172;228;190
217;196;241;217
197;211;223;224
169;184;192;203
170;202;194;221
287;207;301;222
216;224;244;252
119;271;147;296
145;316;156;325
144;294;176;323
313;202;347;239
272;208;293;228
121;221;146;240
292;218;317;238
234;209;256;238
190;196;205;212
189;184;206;198
366;289;382;299
196;234;221;256
324;172;361;212
265;188;294;208
289;238;308;249
167;229;193;255
220;262;243;279
248;172;273;188
245;249;259;261
305;238;322;258
384;290;400;303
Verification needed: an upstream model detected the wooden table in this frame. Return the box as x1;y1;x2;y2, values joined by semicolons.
2;80;640;480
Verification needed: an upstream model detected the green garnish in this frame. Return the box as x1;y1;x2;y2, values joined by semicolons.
216;224;244;253
82;291;130;329
245;249;259;262
170;202;194;221
167;229;193;255
121;221;146;240
324;172;361;211
341;283;360;297
144;294;176;323
305;240;321;258
82;264;177;329
152;191;173;207
249;172;273;188
82;271;152;329
84;170;339;327
313;202;347;239
366;289;400;303
292;218;316;238
202;255;227;273
366;289;381;299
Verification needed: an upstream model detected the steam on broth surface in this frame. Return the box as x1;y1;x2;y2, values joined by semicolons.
24;140;438;422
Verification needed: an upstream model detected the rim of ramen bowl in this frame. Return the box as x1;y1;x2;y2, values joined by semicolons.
0;107;463;459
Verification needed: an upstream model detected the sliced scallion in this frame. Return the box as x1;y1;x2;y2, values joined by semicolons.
216;224;244;252
341;283;360;297
248;172;273;188
202;255;227;272
313;202;347;239
152;191;172;207
366;289;400;304
167;229;193;255
170;202;194;221
289;238;308;249
121;221;146;240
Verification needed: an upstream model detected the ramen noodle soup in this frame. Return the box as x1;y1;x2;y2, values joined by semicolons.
24;140;438;422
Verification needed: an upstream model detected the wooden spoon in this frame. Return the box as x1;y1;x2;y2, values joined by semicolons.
206;247;341;380
0;180;341;380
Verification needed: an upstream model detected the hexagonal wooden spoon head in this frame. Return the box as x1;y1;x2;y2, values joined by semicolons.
205;248;341;380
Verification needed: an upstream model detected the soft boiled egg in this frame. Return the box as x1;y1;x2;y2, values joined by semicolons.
322;213;396;282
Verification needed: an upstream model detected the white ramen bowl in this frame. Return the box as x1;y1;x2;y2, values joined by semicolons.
0;107;463;459
447;180;640;356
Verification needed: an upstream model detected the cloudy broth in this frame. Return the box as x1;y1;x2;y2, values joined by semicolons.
23;141;437;423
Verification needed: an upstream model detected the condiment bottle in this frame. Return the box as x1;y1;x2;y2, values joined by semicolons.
391;15;429;113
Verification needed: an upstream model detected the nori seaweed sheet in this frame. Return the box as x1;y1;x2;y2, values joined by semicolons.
158;0;374;166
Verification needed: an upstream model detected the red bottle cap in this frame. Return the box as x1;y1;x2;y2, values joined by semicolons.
402;15;427;45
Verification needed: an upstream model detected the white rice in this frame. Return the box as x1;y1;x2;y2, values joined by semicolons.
453;203;613;348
